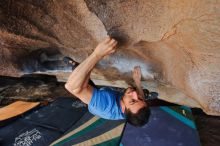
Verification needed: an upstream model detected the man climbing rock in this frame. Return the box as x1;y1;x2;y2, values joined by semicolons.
65;37;150;127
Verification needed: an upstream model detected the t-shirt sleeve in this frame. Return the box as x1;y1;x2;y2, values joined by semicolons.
88;87;114;118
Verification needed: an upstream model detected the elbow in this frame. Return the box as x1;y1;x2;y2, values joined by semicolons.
65;83;81;95
64;83;71;91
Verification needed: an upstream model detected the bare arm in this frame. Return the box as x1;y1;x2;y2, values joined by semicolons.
132;66;145;99
65;37;117;104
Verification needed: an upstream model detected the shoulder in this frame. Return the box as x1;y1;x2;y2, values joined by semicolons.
99;87;120;95
88;87;120;117
91;87;118;103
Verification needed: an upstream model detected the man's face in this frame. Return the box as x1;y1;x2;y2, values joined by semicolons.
122;87;147;114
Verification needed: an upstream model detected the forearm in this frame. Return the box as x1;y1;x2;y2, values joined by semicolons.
65;37;117;95
65;53;101;92
135;81;145;98
132;66;145;99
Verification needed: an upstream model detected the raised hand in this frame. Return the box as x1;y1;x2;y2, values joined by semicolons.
132;66;142;85
93;37;118;58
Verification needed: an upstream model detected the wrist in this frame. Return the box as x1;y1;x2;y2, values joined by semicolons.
134;80;141;86
91;52;103;61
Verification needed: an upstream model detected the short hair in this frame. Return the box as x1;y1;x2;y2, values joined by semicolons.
125;105;151;127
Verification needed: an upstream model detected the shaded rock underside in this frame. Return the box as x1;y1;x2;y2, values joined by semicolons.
0;0;220;115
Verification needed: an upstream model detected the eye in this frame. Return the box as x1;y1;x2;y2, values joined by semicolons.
129;99;136;105
138;98;144;101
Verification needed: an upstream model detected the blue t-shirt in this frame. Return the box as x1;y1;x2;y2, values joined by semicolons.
88;87;125;120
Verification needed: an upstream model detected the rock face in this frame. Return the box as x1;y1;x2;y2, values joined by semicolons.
0;0;219;115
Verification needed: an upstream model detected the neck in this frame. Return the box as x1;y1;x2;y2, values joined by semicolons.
120;98;125;113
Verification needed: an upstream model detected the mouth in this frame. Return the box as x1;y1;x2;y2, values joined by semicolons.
126;87;136;94
122;87;137;101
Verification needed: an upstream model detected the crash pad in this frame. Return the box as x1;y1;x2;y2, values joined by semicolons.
121;106;201;146
0;97;87;146
0;101;40;121
24;97;87;132
50;112;125;146
0;119;61;146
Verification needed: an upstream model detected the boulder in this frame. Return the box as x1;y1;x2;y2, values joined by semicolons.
0;0;219;115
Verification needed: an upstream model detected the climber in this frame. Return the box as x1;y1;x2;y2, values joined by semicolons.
65;37;150;127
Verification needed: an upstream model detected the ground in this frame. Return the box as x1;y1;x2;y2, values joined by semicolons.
0;74;219;146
